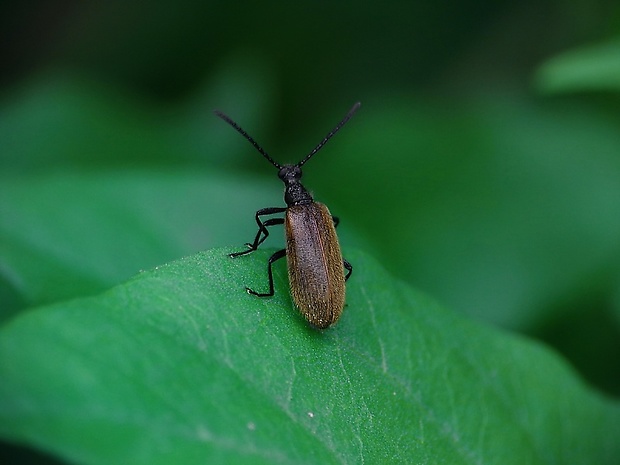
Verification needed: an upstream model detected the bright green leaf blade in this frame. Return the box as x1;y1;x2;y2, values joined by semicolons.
1;248;618;464
535;39;620;93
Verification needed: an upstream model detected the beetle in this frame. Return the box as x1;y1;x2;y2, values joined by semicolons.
214;102;360;328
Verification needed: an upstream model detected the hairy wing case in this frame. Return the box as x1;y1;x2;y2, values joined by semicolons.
285;203;346;328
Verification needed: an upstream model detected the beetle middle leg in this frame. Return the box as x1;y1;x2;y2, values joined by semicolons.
230;207;286;258
246;248;286;297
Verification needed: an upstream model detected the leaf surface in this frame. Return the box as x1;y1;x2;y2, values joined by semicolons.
1;248;618;464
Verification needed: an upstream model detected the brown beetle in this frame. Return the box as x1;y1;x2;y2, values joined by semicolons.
215;102;360;328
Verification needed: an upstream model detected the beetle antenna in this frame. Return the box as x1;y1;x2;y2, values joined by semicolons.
297;102;361;167
214;110;282;169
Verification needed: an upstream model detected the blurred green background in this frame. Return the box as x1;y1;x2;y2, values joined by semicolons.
1;0;620;438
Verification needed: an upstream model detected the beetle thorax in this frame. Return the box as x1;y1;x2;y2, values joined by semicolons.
278;165;313;206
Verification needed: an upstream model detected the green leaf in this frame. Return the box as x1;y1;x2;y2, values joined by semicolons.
534;39;620;93
1;248;618;464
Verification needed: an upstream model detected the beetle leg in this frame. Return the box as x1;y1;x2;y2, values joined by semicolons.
230;207;286;257
246;248;286;297
331;216;352;280
343;258;353;281
242;217;283;251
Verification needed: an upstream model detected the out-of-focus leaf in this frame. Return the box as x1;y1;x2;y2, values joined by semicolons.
0;61;274;174
534;39;620;93
311;97;620;331
0;170;281;312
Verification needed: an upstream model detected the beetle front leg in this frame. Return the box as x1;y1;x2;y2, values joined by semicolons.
230;207;286;258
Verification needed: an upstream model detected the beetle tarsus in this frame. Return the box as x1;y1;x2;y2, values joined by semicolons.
246;287;270;297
